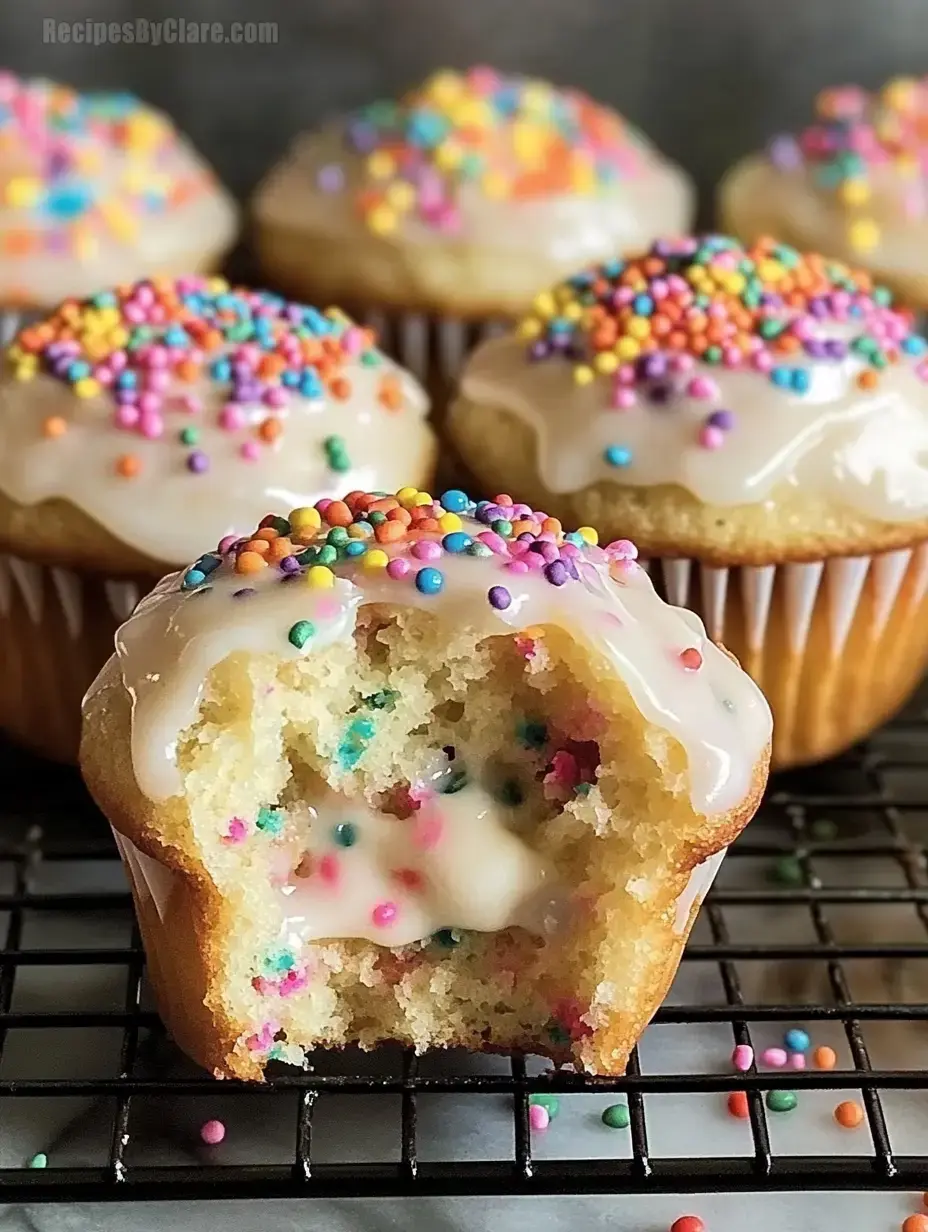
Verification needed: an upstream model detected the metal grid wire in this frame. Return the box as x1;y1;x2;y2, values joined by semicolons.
2;689;928;1204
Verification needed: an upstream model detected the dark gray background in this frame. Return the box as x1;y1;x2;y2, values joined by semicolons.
5;0;928;214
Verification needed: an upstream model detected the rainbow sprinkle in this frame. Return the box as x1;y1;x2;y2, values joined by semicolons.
768;77;928;253
184;487;636;613
0;73;213;261
7;276;407;478
518;234;928;451
319;67;642;235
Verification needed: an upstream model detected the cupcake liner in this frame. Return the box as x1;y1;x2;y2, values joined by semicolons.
645;543;928;767
674;848;726;934
0;550;153;762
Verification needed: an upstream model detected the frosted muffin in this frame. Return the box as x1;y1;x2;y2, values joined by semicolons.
0;276;433;761
80;485;770;1079
720;77;928;310
253;67;693;387
0;72;237;310
449;235;928;767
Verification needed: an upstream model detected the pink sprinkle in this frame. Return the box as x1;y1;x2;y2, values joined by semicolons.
698;425;725;450
279;969;308;997
341;326;364;355
752;351;773;373
732;1044;754;1072
610;387;636;410
218;535;239;554
790;1053;806;1070
114;405;140;430
319;853;340;885
411;540;442;562
762;1047;788;1068
604;539;638;562
387;558;411;580
372;901;398;928
412;809;443;851
392;867;424;892
219;404;245;431
315;498;333;514
529;1104;550;1132
223;817;248;845
615;363;636;386
240;441;261;462
146;369;170;393
315;597;341;619
180;394;202;414
138;391;161;415
264;387;287;408
506;560;530;575
686;376;718;400
95;365;114;385
477;531;508;555
139;412;164;440
200;1119;226;1145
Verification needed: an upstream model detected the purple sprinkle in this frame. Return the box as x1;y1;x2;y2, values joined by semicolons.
187;450;209;474
316;163;345;193
529;340;551;361
638;353;667;380
647;382;672;404
803;339;828;358
232;588;257;598
488;585;512;611
707;409;734;430
279;555;301;574
767;134;804;171
544;561;569;587
346;119;377;153
825;339;848;359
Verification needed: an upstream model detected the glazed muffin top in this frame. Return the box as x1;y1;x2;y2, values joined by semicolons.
0;276;431;573
453;235;928;561
720;77;928;294
253;67;693;315
0;72;237;306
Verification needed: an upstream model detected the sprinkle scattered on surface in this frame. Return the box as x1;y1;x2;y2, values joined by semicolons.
765;1089;798;1113
601;1102;630;1129
200;1119;226;1145
834;1100;864;1129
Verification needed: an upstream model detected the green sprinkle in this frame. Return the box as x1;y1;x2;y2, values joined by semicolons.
338;716;376;769
601;1103;630;1129
316;544;338;566
491;518;513;536
179;426;199;445
766;1090;798;1113
288;620;315;649
332;822;358;847
28;1153;47;1169
324;434;346;453
326;526;349;546
811;818;838;841
368;510;387;525
530;1094;560;1119
264;947;296;974
769;855;804;887
256;806;285;835
366;689;398;711
466;542;493;557
266;516;291;535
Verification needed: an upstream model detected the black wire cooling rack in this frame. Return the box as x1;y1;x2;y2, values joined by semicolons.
2;687;928;1205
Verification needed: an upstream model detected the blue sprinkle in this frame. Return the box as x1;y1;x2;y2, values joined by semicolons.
256;806;285;835
45;182;93;219
415;567;444;595
210;358;231;382
770;366;793;389
603;445;632;468
784;1027;810;1053
790;368;811;393
181;569;205;589
345;541;367;557
300;372;323;398
440;489;469;514
903;336;927;355
441;532;472;554
338;716;376;770
632;294;654;316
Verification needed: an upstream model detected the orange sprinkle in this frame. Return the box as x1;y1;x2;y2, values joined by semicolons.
324;500;353;527
258;417;283;444
813;1046;837;1070
252;528;280;543
374;519;407;544
727;1091;749;1119
369;497;400;513
834;1100;864;1129
857;369;879;390
267;537;295;562
386;506;412;525
329;376;352;400
242;538;271;556
42;415;67;438
902;1217;928;1232
235;551;268;575
115;454;141;478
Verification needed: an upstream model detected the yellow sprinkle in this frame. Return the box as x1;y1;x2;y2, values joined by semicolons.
848;218;881;252
570;160;597;194
13;359;37;381
4;176;41;208
290;506;322;531
366;204;398;235
396;486;420;508
573;365;594;386
518;317;542;340
434;140;464;171
532;290;556;318
346;521;371;539
627;316;651;340
563;302;583;322
757;259;786;283
366;151;395;180
520;82;553;115
594;352;618;374
438;512;462;532
413;491;433;506
74;378;101;399
363;549;389;570
207;276;230;294
386;181;416;211
450;97;493;129
839;179;871;206
481;170;509;199
883;77;918;111
306;565;335;589
577;526;598;545
724;272;746;295
615;337;641;361
424;70;465;107
512;120;545;166
107;327;129;349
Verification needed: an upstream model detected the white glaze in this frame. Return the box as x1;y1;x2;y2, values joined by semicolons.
89;514;771;817
256;123;694;273
0;351;430;568
459;331;928;521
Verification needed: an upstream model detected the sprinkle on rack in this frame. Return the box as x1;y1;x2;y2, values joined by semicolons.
329;67;643;235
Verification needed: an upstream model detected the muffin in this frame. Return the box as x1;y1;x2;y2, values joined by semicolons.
252;67;694;390
80;485;770;1080
719;77;928;310
448;235;928;768
0;71;237;310
0;276;433;762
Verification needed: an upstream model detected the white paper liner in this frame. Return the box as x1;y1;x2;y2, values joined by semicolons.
673;848;726;935
0;552;144;636
359;307;510;384
113;829;175;924
654;544;928;658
